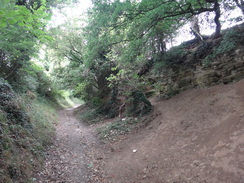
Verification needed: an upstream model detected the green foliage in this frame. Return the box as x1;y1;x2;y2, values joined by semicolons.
0;0;53;94
107;68;140;89
45;0;243;120
0;0;50;40
0;79;30;128
97;118;138;141
76;107;103;124
193;41;213;61
153;45;187;73
19;95;56;146
74;82;94;102
163;45;187;65
73;78;107;107
203;24;244;64
153;61;168;74
47;22;109;107
0;1;86;182
0;87;57;183
84;0;225;67
16;73;39;93
127;90;153;116
216;26;244;54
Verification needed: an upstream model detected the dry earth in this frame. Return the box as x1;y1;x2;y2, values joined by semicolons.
37;79;244;183
103;79;244;183
36;105;105;183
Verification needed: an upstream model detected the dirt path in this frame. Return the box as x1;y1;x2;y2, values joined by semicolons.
36;79;244;183
36;105;104;183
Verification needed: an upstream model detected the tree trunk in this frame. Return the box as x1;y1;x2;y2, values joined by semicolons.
214;1;221;38
190;15;203;42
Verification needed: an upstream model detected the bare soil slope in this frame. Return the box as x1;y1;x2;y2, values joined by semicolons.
103;79;244;183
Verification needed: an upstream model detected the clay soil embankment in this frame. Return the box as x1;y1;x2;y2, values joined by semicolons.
103;79;244;183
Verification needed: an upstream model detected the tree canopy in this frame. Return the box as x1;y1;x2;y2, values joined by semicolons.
0;0;77;96
1;0;242;113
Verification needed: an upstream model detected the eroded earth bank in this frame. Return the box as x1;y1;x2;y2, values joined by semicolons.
37;79;244;183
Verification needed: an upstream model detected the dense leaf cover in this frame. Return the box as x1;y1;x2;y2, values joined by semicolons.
47;0;243;116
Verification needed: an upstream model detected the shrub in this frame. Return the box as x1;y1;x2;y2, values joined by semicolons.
216;26;244;55
193;41;213;61
75;107;103;124
97;118;138;141
153;45;187;73
127;90;153;116
73;82;102;107
203;24;244;64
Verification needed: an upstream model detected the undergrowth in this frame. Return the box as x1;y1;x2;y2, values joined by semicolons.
0;95;57;183
75;107;103;125
203;24;244;65
153;45;187;74
97;117;138;141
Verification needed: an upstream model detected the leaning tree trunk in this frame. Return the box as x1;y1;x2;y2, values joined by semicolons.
190;15;203;42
